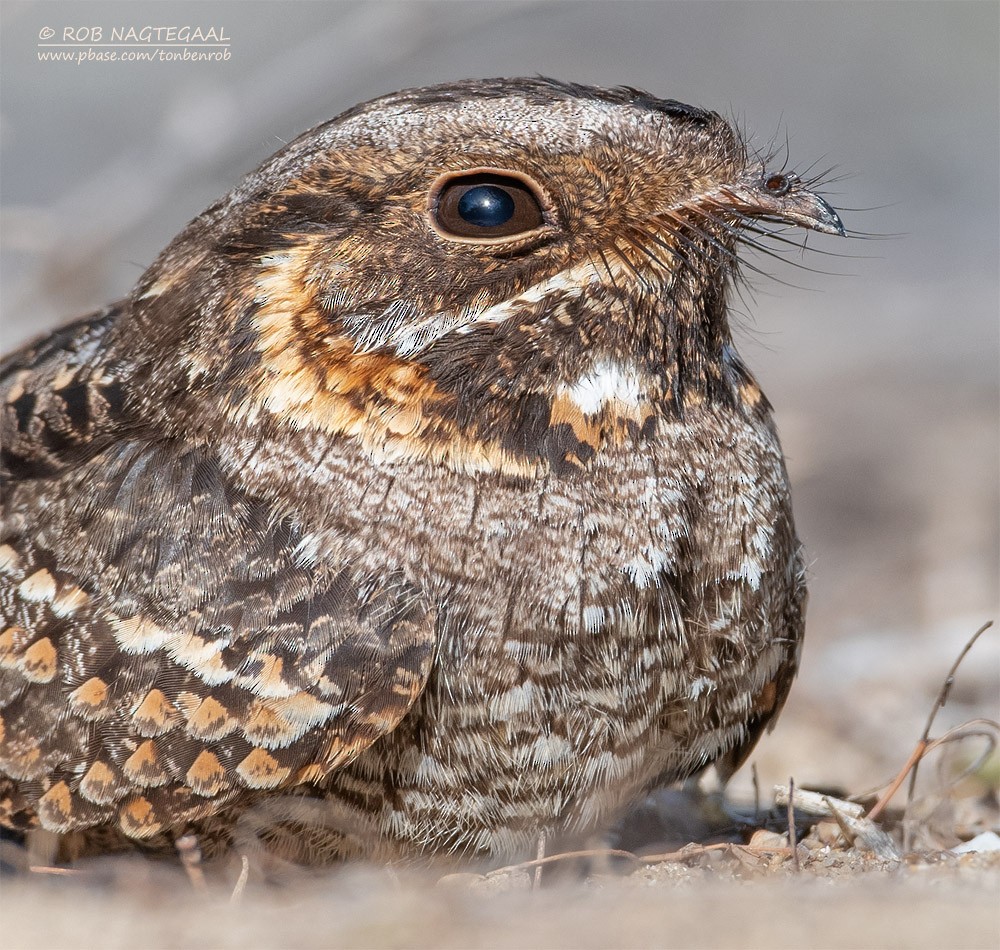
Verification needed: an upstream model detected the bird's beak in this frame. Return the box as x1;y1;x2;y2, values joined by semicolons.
711;174;846;236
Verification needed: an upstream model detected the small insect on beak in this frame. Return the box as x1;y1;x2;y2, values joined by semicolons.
718;172;846;236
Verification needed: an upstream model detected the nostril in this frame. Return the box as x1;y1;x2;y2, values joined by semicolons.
763;173;793;196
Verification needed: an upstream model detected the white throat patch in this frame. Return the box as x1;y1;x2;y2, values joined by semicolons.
559;360;645;415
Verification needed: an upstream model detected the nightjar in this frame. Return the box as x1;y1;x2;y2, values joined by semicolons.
0;78;844;864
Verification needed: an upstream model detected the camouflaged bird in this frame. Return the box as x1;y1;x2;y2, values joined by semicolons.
0;78;844;864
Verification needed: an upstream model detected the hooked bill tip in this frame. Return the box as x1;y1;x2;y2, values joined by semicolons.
809;195;846;237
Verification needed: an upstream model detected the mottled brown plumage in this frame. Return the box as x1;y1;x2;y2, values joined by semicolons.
0;78;843;864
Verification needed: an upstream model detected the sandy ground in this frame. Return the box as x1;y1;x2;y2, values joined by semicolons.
3;876;1000;950
1;2;998;947
3;847;1000;950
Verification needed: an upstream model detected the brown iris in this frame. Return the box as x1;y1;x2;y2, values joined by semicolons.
432;171;545;239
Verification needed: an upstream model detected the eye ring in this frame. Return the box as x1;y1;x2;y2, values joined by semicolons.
428;168;550;243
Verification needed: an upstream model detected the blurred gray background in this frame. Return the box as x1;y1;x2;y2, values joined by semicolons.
2;1;997;794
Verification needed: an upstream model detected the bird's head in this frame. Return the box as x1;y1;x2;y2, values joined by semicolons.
130;78;843;476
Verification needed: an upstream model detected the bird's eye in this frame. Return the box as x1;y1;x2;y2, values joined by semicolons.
431;171;546;240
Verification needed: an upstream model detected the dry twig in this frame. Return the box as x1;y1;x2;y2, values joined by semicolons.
483;837;805;883
864;621;993;833
787;776;800;872
230;854;251;903
484;847;640;879
532;828;547;890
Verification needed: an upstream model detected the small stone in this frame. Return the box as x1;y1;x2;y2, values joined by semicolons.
815;820;845;846
950;831;1000;855
749;829;787;850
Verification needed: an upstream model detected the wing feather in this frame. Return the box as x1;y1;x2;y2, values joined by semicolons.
1;326;436;839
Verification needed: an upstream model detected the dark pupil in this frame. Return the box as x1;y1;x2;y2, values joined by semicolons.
457;185;516;228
